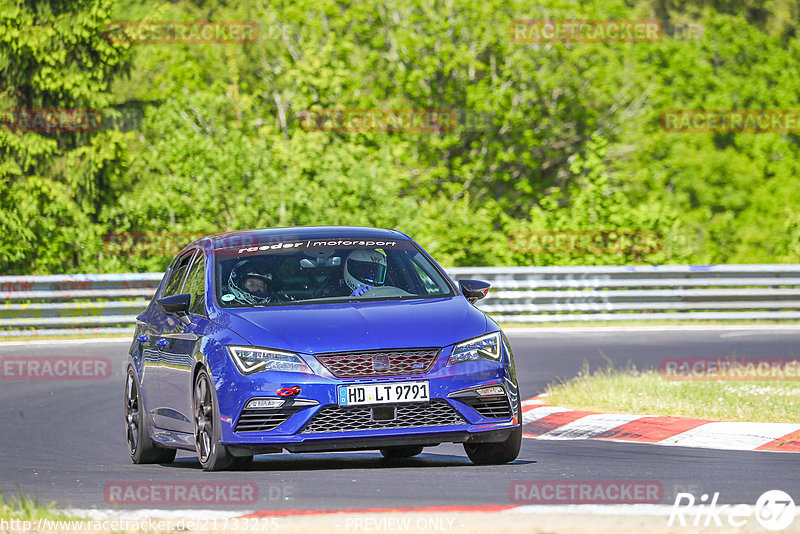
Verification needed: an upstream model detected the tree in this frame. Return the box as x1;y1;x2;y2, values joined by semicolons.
0;0;130;274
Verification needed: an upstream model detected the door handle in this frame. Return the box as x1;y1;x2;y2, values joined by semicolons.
156;338;168;350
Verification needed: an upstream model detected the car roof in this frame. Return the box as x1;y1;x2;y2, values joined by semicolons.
192;226;412;251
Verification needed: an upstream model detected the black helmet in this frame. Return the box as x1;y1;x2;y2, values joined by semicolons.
228;260;274;305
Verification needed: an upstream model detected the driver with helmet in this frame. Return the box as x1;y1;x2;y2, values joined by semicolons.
227;259;277;305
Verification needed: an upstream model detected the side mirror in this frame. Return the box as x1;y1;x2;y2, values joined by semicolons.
157;293;192;325
458;279;491;304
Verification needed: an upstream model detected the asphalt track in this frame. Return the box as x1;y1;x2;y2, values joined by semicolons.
0;327;799;512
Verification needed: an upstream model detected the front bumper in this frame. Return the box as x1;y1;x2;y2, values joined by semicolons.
213;344;520;451
227;427;517;455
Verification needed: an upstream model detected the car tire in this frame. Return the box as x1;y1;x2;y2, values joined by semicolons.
379;445;424;459
125;369;177;464
194;369;234;471
463;424;522;465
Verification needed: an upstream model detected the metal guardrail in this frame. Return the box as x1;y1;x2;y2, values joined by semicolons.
447;265;800;323
2;265;800;336
0;274;162;337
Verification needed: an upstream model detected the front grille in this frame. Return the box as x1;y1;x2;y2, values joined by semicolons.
315;348;440;378
300;399;465;434
234;408;297;433
461;396;513;419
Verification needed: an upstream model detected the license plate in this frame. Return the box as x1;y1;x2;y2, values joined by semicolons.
338;381;430;406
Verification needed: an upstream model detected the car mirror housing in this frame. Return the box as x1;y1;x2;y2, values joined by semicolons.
458;279;491;303
157;293;192;325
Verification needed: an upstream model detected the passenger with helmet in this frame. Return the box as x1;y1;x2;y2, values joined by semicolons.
227;259;277;305
311;249;388;298
344;249;387;297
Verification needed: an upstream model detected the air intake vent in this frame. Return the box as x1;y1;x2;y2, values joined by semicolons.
301;399;465;434
315;348;440;378
460;396;512;419
234;407;298;433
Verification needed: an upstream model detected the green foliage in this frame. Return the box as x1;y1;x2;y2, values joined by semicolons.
0;0;130;273
618;10;800;263
504;134;691;265
1;0;799;274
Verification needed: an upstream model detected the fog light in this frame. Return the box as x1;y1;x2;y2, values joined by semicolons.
246;398;284;409
476;386;505;396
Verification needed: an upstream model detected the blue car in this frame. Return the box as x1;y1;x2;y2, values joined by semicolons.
125;226;521;471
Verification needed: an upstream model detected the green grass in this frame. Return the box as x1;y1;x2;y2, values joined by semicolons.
0;489;75;521
544;362;800;423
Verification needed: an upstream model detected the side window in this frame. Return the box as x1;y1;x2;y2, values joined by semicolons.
183;255;206;316
162;251;196;297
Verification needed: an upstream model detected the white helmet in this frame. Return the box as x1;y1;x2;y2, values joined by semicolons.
344;250;387;291
227;260;273;305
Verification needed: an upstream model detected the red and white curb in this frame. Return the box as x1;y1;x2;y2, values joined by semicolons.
521;396;800;452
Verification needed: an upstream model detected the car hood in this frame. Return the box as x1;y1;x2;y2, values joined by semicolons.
216;296;488;354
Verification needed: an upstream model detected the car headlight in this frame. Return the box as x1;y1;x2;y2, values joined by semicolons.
227;346;311;375
448;332;502;365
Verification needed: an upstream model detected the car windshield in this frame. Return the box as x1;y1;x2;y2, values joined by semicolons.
214;238;454;307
